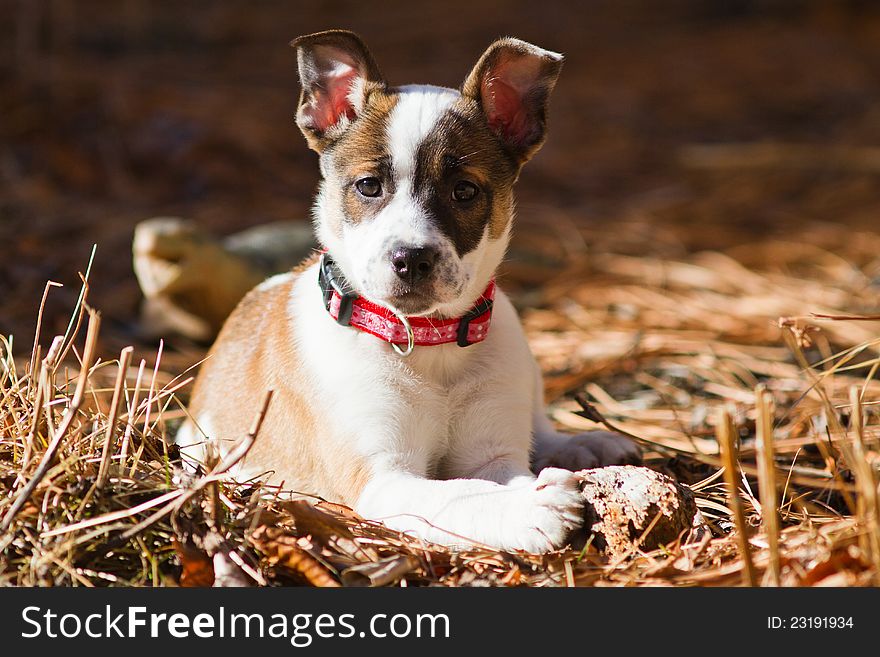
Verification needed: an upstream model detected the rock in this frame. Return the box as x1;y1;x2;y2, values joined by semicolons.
133;217;316;340
574;465;702;556
222;221;317;274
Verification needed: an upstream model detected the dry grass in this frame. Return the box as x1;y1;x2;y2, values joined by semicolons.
2;227;880;587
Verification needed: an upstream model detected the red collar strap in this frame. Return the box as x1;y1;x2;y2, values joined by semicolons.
319;254;495;352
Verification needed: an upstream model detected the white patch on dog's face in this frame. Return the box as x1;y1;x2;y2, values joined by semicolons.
314;84;517;318
348;86;463;314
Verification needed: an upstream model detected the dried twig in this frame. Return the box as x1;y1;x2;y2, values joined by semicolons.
1;310;101;533
716;407;757;587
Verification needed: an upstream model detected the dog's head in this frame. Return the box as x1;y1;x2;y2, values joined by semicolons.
293;30;563;317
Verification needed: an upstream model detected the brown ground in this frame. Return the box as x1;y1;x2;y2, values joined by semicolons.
3;0;880;351
4;1;880;588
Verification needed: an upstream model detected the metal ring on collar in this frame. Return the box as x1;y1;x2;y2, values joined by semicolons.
390;310;415;357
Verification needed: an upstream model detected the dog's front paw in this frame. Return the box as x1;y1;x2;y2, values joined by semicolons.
505;468;584;553
532;431;642;473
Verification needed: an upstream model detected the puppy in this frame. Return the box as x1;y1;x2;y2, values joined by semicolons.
177;30;640;553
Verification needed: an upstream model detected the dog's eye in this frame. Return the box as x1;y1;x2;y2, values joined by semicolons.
355;177;382;198
452;181;479;203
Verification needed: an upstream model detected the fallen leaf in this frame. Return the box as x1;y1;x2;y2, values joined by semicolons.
174;539;214;587
251;526;340;587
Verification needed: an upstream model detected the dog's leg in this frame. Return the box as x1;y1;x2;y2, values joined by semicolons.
354;380;586;553
529;365;642;472
356;466;583;553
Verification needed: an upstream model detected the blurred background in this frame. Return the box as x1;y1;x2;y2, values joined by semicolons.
3;0;880;351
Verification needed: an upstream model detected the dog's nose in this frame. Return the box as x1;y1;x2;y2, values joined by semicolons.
390;246;439;284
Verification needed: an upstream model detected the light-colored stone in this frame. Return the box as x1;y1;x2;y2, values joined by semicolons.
575;465;702;556
132;217;316;340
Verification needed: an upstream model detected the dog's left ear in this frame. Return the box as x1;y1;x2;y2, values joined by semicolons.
463;38;563;164
291;30;386;152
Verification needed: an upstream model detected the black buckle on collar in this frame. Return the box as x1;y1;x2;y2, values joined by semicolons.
456;296;494;347
318;254;358;326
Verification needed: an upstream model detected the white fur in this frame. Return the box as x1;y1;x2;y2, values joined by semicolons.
387;85;460;178
291;262;582;551
175;412;212;469
305;89;637;550
256;272;294;292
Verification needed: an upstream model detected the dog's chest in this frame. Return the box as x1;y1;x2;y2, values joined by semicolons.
389;352;487;474
326;346;485;474
293;269;492;461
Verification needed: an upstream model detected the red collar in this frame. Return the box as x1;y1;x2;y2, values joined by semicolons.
319;254;495;354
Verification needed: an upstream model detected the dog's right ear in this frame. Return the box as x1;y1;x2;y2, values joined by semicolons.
291;30;385;152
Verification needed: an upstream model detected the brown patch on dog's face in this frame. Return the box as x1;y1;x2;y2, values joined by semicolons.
413;95;519;256
322;89;399;231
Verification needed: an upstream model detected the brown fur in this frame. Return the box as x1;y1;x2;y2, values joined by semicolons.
414;95;519;252
328;89;399;230
184;253;372;505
